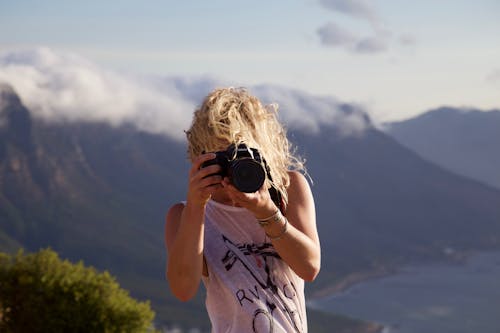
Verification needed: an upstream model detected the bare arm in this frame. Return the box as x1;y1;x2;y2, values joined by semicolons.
165;153;222;301
222;171;321;281
262;171;320;281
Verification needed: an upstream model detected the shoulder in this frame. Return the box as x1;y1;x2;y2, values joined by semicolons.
165;202;186;248
285;171;314;212
284;171;316;234
166;202;186;223
287;170;309;185
287;171;312;196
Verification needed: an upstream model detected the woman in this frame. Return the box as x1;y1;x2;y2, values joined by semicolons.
165;87;320;332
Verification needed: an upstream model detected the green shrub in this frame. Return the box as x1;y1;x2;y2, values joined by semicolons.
0;248;155;333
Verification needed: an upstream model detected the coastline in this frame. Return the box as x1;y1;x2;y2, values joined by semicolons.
307;268;395;333
306;249;500;333
309;248;476;301
308;266;396;301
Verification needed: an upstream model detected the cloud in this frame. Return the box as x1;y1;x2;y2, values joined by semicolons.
319;0;377;22
0;47;195;139
317;22;388;54
354;36;388;53
0;47;370;139
252;85;370;136
316;0;415;54
317;22;357;47
486;68;500;84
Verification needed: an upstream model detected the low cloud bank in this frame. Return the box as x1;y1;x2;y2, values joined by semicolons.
252;85;370;136
0;47;194;139
0;47;370;139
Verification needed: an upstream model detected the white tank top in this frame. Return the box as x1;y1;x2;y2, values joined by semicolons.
201;199;307;333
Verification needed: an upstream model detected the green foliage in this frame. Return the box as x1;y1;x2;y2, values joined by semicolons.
0;248;155;333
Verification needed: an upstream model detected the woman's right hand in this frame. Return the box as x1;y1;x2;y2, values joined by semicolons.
186;153;223;206
166;152;220;301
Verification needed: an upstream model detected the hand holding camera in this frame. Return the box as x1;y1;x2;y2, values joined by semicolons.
201;144;267;193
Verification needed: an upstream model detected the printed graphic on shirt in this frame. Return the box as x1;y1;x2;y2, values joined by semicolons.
221;235;303;333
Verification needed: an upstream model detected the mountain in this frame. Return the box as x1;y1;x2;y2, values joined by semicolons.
0;84;196;328
0;85;378;332
292;123;500;290
385;107;500;190
2;86;500;331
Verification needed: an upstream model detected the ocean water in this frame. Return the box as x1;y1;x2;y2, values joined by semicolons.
309;251;500;333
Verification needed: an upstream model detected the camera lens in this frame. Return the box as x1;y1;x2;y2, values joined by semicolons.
230;159;266;193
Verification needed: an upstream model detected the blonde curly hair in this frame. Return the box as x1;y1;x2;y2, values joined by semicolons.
186;87;305;205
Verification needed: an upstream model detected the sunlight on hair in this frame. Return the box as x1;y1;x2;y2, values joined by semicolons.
186;87;306;204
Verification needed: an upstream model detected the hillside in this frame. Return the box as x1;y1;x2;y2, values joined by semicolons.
2;86;500;331
385;107;500;190
0;85;378;332
293;124;500;292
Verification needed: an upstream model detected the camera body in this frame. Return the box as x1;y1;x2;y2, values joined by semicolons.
201;144;266;193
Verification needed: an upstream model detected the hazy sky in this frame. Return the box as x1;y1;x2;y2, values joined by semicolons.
1;0;499;122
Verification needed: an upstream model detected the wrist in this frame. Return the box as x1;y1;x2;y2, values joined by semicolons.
184;200;207;215
259;210;288;240
256;209;281;227
186;192;211;208
252;201;278;221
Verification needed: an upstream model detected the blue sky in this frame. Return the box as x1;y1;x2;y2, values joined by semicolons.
1;0;499;122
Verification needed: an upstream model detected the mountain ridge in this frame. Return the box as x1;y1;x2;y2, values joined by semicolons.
2;86;500;331
385;106;500;190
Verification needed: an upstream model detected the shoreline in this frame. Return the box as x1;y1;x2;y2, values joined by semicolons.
306;250;499;333
308;267;396;301
309;248;477;302
307;268;396;333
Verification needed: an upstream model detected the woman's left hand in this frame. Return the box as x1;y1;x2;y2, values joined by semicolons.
221;177;277;219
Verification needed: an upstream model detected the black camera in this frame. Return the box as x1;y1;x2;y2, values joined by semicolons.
201;144;267;193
